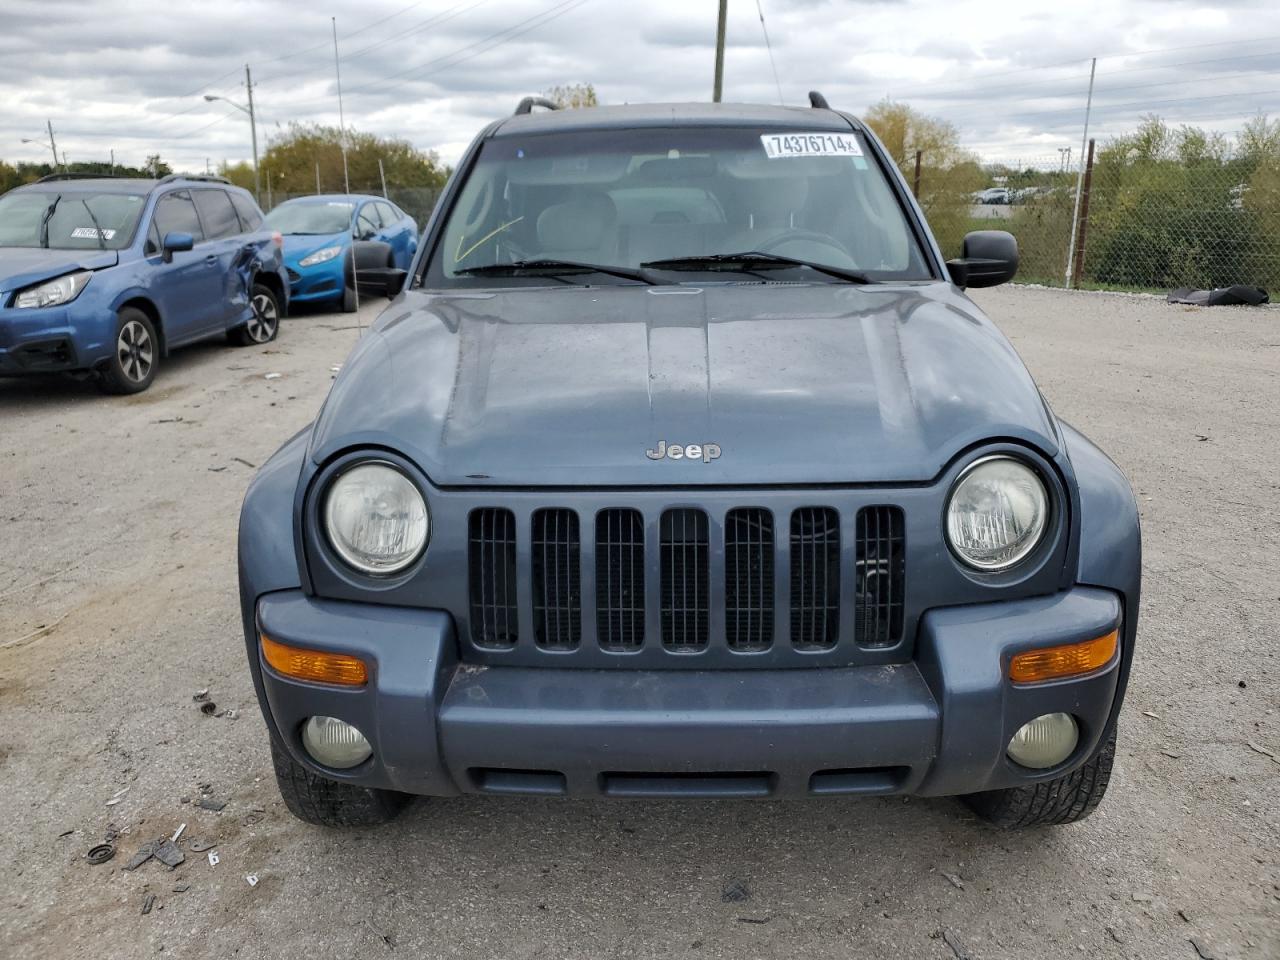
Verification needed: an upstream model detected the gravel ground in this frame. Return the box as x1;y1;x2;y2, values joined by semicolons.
0;286;1276;960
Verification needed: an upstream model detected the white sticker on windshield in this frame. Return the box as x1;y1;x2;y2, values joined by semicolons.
761;132;863;159
71;226;116;240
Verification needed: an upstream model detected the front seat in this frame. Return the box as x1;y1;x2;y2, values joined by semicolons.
535;192;618;263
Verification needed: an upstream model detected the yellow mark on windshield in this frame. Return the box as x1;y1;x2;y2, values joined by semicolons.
455;217;524;265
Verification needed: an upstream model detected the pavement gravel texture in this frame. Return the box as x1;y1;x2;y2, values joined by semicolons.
0;286;1277;959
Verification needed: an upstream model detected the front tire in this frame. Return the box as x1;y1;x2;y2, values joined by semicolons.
271;739;409;827
962;732;1116;828
99;308;158;394
231;283;281;346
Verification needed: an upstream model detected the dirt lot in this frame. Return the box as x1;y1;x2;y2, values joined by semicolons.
0;287;1277;960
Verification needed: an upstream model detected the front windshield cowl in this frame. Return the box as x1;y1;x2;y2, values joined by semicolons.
425;125;932;289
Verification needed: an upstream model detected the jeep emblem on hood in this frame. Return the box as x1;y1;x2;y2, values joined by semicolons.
646;441;722;463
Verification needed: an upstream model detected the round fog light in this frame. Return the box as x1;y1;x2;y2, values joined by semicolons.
1007;712;1079;769
301;716;372;769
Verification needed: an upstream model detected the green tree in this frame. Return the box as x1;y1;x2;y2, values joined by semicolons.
544;83;597;109
255;123;448;200
862;99;984;256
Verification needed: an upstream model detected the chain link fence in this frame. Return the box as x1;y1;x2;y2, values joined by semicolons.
914;146;1280;293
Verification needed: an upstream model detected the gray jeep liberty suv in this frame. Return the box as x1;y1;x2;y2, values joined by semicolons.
238;93;1141;830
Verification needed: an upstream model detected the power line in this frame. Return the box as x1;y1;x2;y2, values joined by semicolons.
278;0;593;110
755;0;784;106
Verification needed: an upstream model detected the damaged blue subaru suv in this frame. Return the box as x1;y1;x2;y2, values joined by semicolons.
239;94;1141;829
0;174;288;394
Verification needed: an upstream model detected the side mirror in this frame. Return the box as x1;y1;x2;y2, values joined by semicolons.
161;231;194;262
947;230;1018;288
385;269;408;297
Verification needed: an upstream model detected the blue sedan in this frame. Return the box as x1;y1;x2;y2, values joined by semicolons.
263;195;417;312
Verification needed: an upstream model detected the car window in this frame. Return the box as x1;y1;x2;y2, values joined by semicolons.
152;191;204;245
356;204;380;238
192;189;241;240
375;202;398;226
428;126;930;284
230;193;263;232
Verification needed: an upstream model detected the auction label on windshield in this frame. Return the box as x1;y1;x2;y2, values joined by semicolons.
761;132;863;158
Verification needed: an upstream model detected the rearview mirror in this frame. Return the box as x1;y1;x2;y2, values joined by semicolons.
947;230;1018;288
161;231;194;262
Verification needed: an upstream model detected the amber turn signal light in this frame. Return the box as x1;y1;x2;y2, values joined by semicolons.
261;633;368;687
1010;629;1118;684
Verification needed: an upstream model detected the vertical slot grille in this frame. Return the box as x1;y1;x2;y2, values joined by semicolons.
531;509;581;650
660;509;710;651
855;506;906;647
724;508;774;651
468;508;518;649
596;508;645;651
790;507;840;650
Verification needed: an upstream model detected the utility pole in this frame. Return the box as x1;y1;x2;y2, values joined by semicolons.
712;0;727;102
316;162;321;195
109;148;114;176
245;64;261;204
332;16;359;320
46;119;60;170
378;158;388;199
1064;57;1097;288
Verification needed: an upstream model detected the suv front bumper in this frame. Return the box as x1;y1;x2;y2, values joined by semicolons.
251;586;1122;799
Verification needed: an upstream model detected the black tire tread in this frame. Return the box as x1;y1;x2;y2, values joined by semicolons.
962;733;1115;828
270;739;408;827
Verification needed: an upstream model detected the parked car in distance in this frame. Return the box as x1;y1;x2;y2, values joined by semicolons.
0;174;288;394
240;95;1140;832
974;186;1011;205
263;195;417;312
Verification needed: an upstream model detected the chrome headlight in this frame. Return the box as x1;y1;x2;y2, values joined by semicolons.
299;245;343;267
323;461;429;575
14;270;92;309
945;456;1049;571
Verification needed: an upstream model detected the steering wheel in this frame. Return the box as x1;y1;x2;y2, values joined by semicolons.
753;229;854;262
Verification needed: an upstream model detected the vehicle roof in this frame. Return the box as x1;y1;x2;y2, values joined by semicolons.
12;176;251;196
14;178;158;194
276;194;384;205
492;101;860;138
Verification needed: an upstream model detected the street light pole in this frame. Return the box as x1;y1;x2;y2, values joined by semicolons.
245;64;261;204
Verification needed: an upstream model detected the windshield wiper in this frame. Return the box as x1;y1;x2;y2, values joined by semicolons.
78;198;108;250
641;252;874;284
38;195;61;249
456;259;665;285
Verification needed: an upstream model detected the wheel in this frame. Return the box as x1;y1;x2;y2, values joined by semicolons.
270;739;409;827
231;283;281;346
99;308;158;394
340;282;358;313
961;732;1116;828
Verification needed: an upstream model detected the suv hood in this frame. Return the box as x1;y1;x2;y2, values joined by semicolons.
0;247;119;296
310;282;1059;486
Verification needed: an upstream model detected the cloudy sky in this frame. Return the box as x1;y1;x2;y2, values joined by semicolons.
4;0;1279;173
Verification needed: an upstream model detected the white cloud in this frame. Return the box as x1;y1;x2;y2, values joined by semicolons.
3;0;1278;172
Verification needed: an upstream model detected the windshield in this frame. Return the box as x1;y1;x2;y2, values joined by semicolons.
0;190;146;250
263;201;354;235
426;126;931;286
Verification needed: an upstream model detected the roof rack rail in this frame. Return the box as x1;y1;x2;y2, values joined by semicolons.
808;91;831;109
156;173;232;186
514;96;561;116
33;172;127;183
